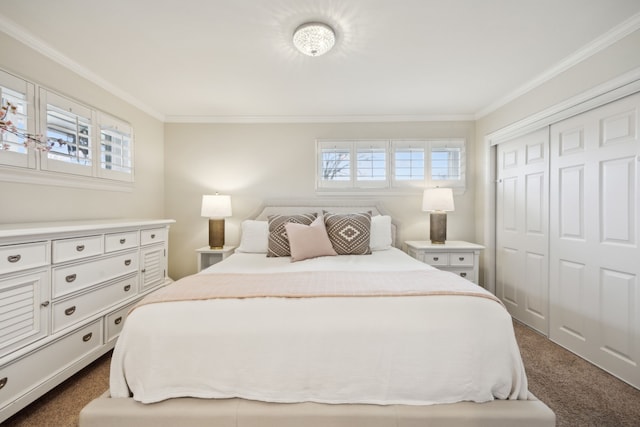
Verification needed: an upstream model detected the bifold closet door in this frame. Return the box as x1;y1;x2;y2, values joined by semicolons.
549;92;640;388
496;128;550;335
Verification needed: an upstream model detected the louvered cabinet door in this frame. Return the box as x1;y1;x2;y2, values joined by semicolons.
139;246;166;292
0;270;49;358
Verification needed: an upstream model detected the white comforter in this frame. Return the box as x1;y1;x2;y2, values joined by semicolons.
110;248;528;405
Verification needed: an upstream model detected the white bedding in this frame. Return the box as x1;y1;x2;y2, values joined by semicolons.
110;248;528;405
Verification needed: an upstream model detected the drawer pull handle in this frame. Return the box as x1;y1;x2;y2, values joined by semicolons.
76;244;85;252
124;284;131;292
7;254;21;263
65;274;77;283
82;332;93;342
124;259;132;266
119;238;126;244
460;272;467;278
114;316;123;325
433;257;439;261
459;257;465;261
150;234;156;239
0;377;7;390
65;306;76;316
41;301;50;307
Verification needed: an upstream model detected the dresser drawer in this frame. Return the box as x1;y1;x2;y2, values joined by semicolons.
52;276;137;333
449;252;474;267
0;319;103;411
52;251;138;298
105;302;136;343
140;228;166;246
422;252;449;266
0;242;48;276
52;235;103;264
105;231;138;253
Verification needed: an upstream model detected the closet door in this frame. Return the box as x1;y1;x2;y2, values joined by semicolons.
549;92;640;388
496;128;550;334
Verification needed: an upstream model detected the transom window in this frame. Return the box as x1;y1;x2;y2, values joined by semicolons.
317;139;465;192
0;67;134;186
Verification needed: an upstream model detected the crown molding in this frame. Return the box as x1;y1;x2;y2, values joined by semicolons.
0;15;166;122
164;114;475;124
475;11;640;119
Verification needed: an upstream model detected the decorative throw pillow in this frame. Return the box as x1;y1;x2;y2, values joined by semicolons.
285;216;337;262
236;220;269;253
267;213;317;257
323;211;372;255
370;215;393;251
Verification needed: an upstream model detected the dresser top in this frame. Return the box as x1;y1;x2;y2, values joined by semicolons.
405;240;485;250
0;219;175;240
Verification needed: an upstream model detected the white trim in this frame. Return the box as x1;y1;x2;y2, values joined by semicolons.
480;68;640;294
0;165;134;192
0;16;165;122
475;12;640;119
165;114;475;124
487;67;640;145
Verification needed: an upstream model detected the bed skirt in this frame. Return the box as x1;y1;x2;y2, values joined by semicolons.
79;392;555;427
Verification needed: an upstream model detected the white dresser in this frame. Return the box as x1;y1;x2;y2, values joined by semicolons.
405;240;484;285
0;219;174;422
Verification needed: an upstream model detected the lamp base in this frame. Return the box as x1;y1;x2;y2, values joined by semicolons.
429;212;447;244
209;218;225;249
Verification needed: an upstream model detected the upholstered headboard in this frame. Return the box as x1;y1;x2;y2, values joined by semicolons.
249;199;399;248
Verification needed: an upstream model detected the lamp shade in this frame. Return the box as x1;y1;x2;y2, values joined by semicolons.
422;188;455;212
201;194;232;218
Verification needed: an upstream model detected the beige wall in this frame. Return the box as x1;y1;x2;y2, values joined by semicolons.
0;33;166;223
474;28;640;287
165;121;476;279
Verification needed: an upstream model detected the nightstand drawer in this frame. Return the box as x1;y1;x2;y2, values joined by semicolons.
422;252;449;266
448;268;476;283
449;252;474;267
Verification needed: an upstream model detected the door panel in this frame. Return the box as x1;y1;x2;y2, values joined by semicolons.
550;92;640;388
496;128;550;334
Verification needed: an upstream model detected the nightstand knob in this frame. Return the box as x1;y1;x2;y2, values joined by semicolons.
459;257;465;261
433;257;439;261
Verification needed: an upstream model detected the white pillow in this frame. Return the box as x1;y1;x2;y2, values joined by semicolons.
236;220;268;253
370;215;392;251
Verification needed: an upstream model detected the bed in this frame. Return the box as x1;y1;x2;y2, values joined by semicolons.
80;202;555;427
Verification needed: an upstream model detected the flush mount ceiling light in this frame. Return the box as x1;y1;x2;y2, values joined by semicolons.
292;22;336;56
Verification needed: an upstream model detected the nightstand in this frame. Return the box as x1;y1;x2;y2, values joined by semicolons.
196;246;235;271
404;240;484;284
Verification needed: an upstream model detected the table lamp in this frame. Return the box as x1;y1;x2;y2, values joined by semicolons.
422;188;455;244
201;194;232;249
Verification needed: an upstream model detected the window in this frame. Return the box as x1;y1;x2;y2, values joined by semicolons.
317;140;388;189
99;112;133;181
0;68;134;188
317;139;465;192
0;70;36;169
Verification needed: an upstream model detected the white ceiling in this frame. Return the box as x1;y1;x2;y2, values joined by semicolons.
1;0;640;123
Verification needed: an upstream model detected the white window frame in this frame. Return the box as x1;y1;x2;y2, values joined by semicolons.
98;112;134;182
40;89;95;177
0;68;134;191
0;70;37;169
316;138;466;193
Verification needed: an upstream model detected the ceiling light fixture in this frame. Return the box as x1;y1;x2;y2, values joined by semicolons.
292;22;335;57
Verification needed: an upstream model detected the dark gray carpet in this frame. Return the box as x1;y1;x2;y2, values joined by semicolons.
4;322;640;426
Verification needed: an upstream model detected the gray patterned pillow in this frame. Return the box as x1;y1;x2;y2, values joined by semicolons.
323;211;372;255
267;213;317;257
